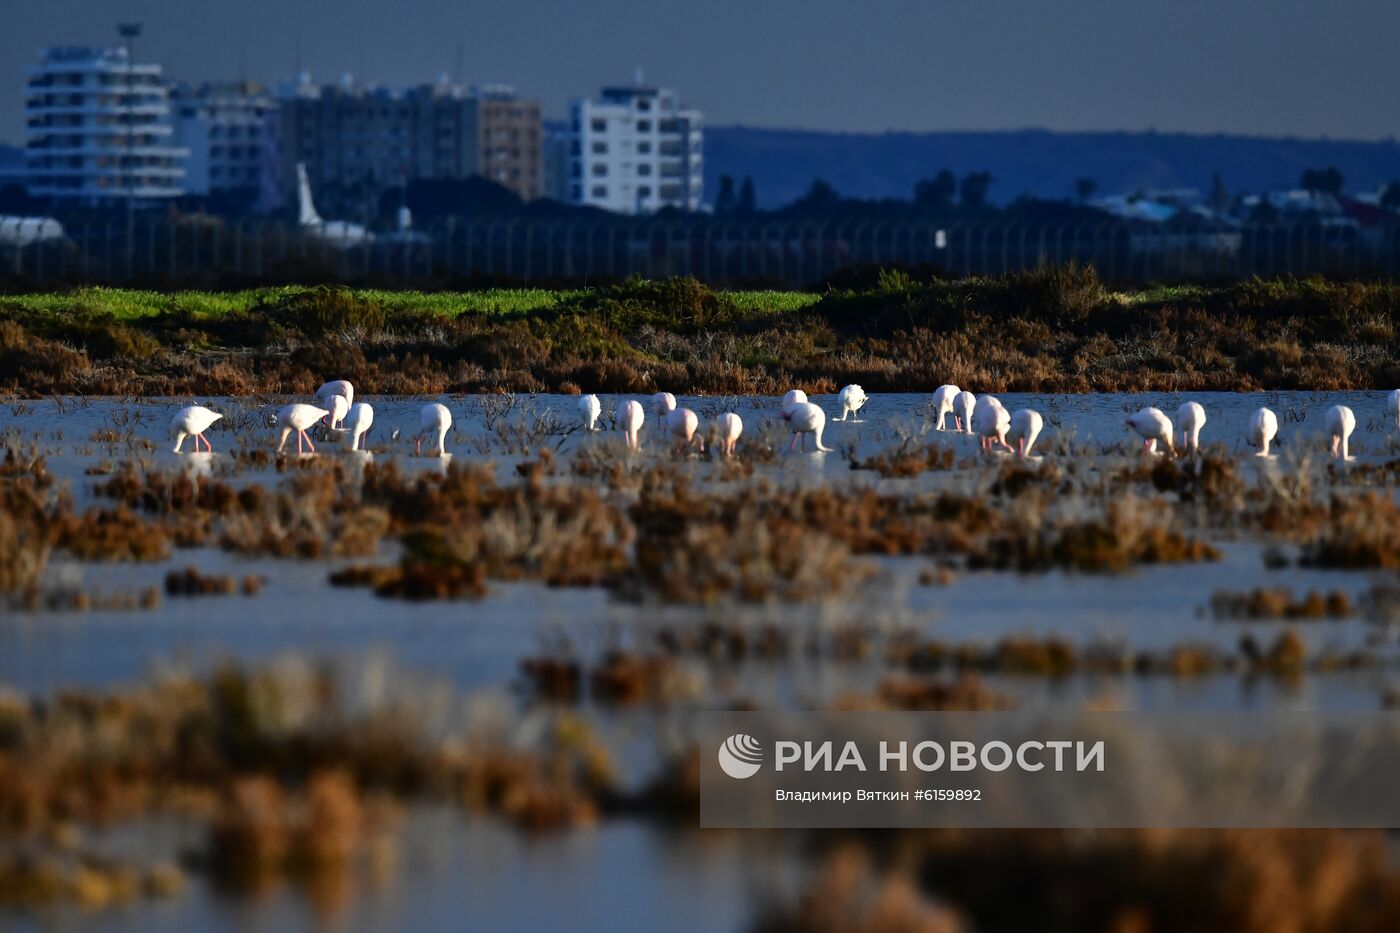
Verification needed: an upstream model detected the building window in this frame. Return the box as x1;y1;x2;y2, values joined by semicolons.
637;141;651;154
591;163;607;177
638;185;651;197
637;164;651;176
636;120;652;132
591;118;606;132
570;184;582;199
591;185;607;198
591;141;607;154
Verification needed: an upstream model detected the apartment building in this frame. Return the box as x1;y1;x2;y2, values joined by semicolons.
565;82;703;214
277;74;541;212
23;46;186;204
172;81;282;211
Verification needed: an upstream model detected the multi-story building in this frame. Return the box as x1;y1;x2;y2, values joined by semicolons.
23;46;186;205
172;81;282;212
540;123;570;202
565;81;703;214
468;84;542;201
277;75;541;212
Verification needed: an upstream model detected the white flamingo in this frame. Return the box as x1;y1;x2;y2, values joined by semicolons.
321;392;350;431
171;405;222;454
415;402;453;456
972;395;1012;453
616;399;645;451
714;412;743;457
931;385;960;431
837;385;868;422
781;401;831;452
953;390;977;434
651;392;677;417
341;402;375;451
666;407;704;454
1124;407;1174;454
1325;404;1356;460
1007;409;1044;459
1248;407;1279;457
580;394;602;431
276;403;329;454
1177;401;1207;452
315;380;355;416
781;389;808;413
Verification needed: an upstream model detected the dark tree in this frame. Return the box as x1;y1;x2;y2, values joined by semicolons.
914;170;957;210
795;179;839;211
1249;196;1279;223
1299;167;1345;195
0;184;47;215
1210;173;1230;214
1074;177;1098;203
960;171;995;209
715;175;736;215
1381;181;1400;212
738;176;757;216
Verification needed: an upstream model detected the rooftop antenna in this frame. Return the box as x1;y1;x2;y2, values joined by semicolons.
634;66;644;86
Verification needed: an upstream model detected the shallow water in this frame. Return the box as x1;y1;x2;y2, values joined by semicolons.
3;392;1399;929
3;391;1399;708
0;811;782;933
3;389;1399;491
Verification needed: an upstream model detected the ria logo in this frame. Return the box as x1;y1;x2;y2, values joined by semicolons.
718;733;764;779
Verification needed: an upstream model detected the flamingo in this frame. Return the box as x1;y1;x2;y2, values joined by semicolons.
315;380;355;415
580;394;602;431
931;385;960;431
666;407;704;454
781;401;831;452
1177;401;1207;452
781;389;808;414
836;385;868;422
972;395;1012;453
617;399;645;450
715;412;743;457
1125;407;1174;455
341;402;375;451
171;405;222;454
1248;407;1279;457
1389;389;1400;429
415;402;453;456
953;391;977;434
1007;409;1044;459
651;392;677;417
1325;404;1356;460
321;392;350;431
277;403;329;454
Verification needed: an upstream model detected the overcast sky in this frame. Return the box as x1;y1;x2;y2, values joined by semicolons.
4;0;1398;144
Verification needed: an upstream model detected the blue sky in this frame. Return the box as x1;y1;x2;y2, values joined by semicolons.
4;0;1398;144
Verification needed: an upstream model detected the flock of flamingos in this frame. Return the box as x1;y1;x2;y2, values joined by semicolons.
167;381;1400;463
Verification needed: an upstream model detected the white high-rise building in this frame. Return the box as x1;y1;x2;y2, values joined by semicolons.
565;80;703;214
24;46;186;204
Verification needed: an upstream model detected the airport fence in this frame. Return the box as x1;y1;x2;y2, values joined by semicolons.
4;218;1399;288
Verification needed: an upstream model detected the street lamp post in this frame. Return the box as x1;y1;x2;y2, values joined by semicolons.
118;22;142;277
